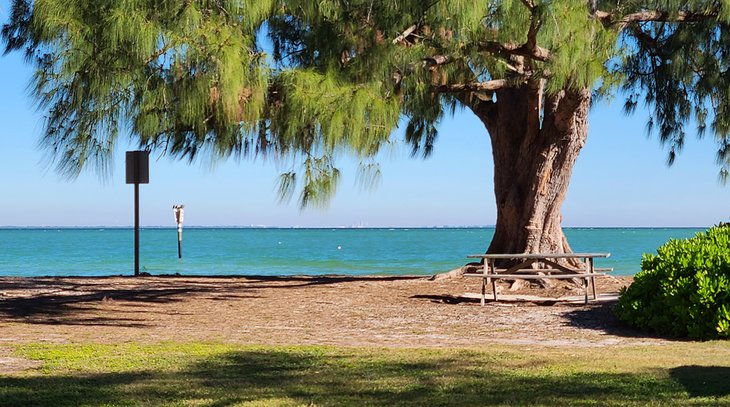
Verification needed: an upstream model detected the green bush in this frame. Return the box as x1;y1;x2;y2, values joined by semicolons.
615;224;730;339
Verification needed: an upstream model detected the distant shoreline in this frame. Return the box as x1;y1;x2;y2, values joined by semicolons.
0;226;711;230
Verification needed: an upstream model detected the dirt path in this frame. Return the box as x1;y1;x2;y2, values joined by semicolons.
0;274;666;348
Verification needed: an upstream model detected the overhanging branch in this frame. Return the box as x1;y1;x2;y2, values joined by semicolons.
392;24;417;45
478;41;550;62
596;8;720;29
435;79;514;93
524;4;542;55
424;55;452;67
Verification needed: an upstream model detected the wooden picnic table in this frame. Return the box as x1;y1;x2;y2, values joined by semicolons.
465;253;611;305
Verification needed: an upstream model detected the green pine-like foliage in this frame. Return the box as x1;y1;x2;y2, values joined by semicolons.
616;224;730;340
3;1;730;206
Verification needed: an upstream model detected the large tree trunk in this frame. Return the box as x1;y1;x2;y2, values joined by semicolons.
470;84;591;257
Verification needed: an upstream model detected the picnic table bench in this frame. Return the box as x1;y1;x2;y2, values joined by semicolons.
465;253;612;305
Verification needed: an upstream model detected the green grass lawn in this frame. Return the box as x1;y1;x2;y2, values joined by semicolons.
2;341;730;406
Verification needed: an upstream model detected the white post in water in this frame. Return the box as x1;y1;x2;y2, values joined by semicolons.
173;205;184;259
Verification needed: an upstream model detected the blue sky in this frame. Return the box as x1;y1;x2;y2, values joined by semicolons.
1;7;729;227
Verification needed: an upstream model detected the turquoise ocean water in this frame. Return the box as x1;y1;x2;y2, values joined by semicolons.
0;227;705;277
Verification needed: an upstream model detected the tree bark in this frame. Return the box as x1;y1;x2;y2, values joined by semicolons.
468;84;591;259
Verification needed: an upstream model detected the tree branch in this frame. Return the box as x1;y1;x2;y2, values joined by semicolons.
479;41;550;62
596;9;720;29
628;24;661;54
145;43;172;64
520;0;535;10
392;24;417;44
424;55;452;67
517;0;544;69
524;6;542;54
435;79;515;93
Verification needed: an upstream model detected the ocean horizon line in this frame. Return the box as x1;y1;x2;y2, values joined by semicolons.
0;225;712;230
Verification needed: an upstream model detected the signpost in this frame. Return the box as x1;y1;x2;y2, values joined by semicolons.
173;205;184;258
126;151;149;276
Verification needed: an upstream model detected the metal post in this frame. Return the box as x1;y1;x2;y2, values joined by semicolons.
134;183;140;276
126;150;149;277
173;205;184;259
177;229;182;258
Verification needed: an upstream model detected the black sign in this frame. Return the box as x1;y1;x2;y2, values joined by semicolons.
125;151;149;184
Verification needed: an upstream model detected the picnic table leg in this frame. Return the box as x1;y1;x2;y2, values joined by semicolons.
489;259;498;302
583;278;588;305
588;258;597;300
481;277;486;306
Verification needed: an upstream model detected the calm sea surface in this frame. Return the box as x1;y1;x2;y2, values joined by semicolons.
0;228;705;277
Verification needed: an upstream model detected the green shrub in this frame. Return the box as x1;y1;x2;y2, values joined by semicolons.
615;224;730;339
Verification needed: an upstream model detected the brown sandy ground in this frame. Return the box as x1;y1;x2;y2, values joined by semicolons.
0;273;662;350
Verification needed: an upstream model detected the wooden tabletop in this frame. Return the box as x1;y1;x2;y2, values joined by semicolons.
467;253;611;259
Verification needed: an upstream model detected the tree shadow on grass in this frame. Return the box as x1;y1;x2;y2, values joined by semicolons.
411;293;672;340
670;366;730;398
0;288;194;328
0;275;422;292
0;349;701;406
0;275;421;327
0;284;245;327
410;294;466;304
561;301;675;340
0;277;257;327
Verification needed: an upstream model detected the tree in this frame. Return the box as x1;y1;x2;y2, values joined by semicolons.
3;1;730;256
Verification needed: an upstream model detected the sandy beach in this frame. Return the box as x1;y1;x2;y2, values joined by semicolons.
0;273;664;348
